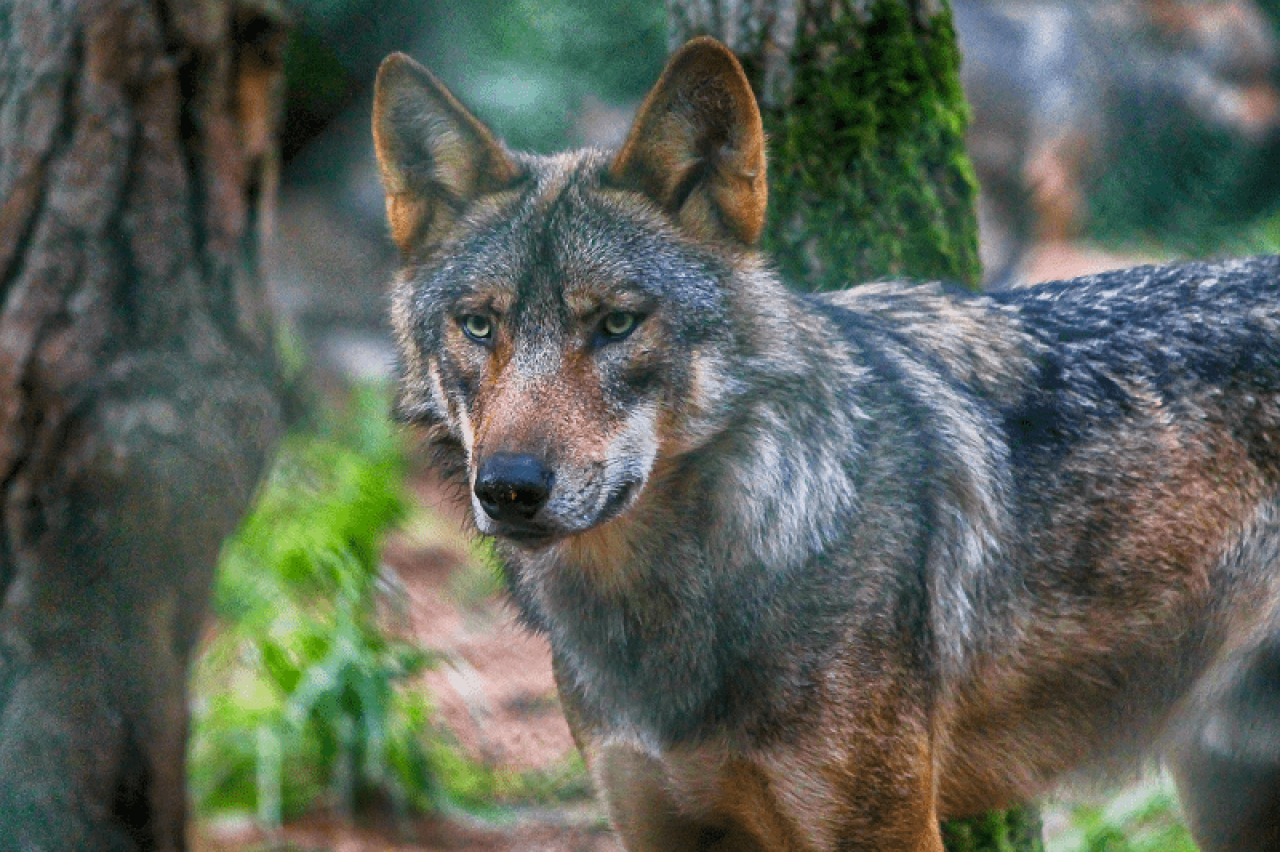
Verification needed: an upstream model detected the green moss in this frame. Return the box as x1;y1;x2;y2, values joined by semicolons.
761;0;981;290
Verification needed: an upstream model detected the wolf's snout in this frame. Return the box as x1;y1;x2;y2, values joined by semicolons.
474;453;554;522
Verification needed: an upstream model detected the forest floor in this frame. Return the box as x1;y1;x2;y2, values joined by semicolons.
194;240;1163;852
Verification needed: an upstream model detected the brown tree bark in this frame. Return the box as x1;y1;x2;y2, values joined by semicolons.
0;1;287;849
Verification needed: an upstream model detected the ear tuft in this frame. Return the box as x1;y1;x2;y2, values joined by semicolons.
372;53;518;254
610;37;767;244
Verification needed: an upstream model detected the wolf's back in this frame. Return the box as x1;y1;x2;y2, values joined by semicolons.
995;256;1280;472
1002;257;1280;386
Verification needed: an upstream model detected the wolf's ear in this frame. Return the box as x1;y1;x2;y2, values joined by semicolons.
610;37;767;245
372;53;518;254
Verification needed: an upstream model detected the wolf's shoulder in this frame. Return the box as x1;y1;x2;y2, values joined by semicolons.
804;255;1280;410
806;279;1039;408
814;255;1280;330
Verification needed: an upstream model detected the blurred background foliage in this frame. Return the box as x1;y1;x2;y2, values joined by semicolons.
1086;0;1280;253
190;384;430;824
193;0;1280;846
278;0;665;159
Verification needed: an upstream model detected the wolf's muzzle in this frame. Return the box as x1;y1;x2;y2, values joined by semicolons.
474;453;554;524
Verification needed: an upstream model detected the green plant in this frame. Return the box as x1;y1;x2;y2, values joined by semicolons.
1049;779;1197;852
426;742;592;815
190;384;436;825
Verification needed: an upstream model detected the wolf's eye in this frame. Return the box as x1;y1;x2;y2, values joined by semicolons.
600;311;639;340
460;314;493;342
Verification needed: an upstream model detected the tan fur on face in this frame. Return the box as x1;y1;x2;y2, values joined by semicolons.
472;344;606;461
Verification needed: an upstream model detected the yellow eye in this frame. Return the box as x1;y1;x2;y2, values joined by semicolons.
601;311;638;339
461;314;493;342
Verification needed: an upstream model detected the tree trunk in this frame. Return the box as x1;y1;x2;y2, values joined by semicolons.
670;0;981;290
0;1;287;849
669;1;1041;850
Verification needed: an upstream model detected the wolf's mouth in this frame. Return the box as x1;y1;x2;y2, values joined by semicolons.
490;521;559;549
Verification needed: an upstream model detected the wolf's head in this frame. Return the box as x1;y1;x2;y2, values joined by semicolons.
373;39;773;549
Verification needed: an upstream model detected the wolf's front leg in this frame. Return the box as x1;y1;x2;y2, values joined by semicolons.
594;745;740;851
592;741;944;852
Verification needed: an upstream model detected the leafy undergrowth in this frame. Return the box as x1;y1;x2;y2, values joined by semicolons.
426;745;592;815
1045;777;1197;852
190;384;431;824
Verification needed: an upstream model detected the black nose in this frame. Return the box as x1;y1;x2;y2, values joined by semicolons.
474;453;553;523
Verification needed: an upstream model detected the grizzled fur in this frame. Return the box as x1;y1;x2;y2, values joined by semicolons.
374;38;1280;852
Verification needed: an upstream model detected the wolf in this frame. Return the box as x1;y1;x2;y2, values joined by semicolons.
372;37;1280;852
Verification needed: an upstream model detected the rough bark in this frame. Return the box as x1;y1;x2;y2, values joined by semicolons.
668;1;1041;850
0;1;287;848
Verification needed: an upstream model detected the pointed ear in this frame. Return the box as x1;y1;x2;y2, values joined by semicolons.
610;37;767;244
372;53;518;254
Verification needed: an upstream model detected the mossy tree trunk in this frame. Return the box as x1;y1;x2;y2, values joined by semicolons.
0;1;287;848
670;0;981;290
669;2;1041;850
